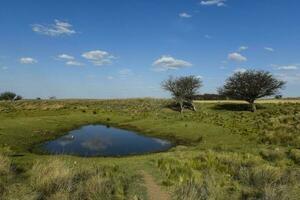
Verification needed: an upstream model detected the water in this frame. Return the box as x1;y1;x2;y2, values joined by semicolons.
40;125;172;157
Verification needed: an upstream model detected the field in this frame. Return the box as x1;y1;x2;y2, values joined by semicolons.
0;99;300;199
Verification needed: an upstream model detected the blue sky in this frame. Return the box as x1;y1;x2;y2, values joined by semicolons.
0;0;300;98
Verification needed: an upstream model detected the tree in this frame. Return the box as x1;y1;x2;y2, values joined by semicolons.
218;70;285;112
14;95;22;101
161;76;202;113
0;92;17;101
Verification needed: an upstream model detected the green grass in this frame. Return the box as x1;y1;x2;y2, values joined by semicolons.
0;99;299;199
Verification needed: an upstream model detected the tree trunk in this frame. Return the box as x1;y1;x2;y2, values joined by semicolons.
191;102;196;111
179;102;183;113
250;101;256;112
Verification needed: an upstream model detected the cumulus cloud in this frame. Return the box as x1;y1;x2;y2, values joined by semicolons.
238;46;248;52
200;0;226;7
153;55;192;71
20;57;37;64
57;54;74;60
179;12;192;18
228;52;247;62
66;60;84;66
233;68;247;73
264;47;274;52
32;20;76;37
82;50;115;66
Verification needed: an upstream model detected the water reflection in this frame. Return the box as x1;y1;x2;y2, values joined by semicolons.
40;125;172;157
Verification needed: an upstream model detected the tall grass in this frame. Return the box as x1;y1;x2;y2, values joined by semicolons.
1;157;146;200
155;151;300;200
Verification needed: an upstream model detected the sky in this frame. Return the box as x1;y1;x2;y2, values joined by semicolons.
0;0;300;99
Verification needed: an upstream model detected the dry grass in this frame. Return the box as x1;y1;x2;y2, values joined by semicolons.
0;153;10;175
195;99;300;104
29;159;73;197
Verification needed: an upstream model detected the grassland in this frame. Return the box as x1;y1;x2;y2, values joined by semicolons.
0;99;299;199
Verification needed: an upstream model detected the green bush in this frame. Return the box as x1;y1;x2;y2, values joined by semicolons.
0;92;16;101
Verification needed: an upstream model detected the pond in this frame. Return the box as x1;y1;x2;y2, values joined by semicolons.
40;125;173;157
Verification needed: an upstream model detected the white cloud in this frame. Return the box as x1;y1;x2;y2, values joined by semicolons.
272;64;299;70
32;20;76;37
264;47;274;52
238;46;248;52
66;60;84;66
153;55;192;71
278;66;298;70
57;54;74;60
107;76;114;80
179;12;192;18
228;52;247;62
82;50;115;66
275;73;300;83
20;57;37;64
196;75;203;79
1;66;8;70
233;68;247;73
200;0;226;7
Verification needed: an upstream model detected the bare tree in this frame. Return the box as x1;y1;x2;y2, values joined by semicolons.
162;76;202;113
218;70;285;112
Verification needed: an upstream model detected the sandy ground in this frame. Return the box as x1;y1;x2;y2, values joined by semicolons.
141;171;171;200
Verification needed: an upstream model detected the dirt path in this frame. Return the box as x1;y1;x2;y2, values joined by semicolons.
141;171;171;200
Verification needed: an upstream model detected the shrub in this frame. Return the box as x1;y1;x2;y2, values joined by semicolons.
289;149;300;164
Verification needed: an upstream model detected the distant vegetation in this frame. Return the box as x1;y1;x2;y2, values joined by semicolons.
0;91;22;101
194;93;227;100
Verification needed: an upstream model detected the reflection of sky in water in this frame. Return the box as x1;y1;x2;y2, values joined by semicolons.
81;137;112;151
152;138;171;146
57;135;75;146
41;125;173;157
